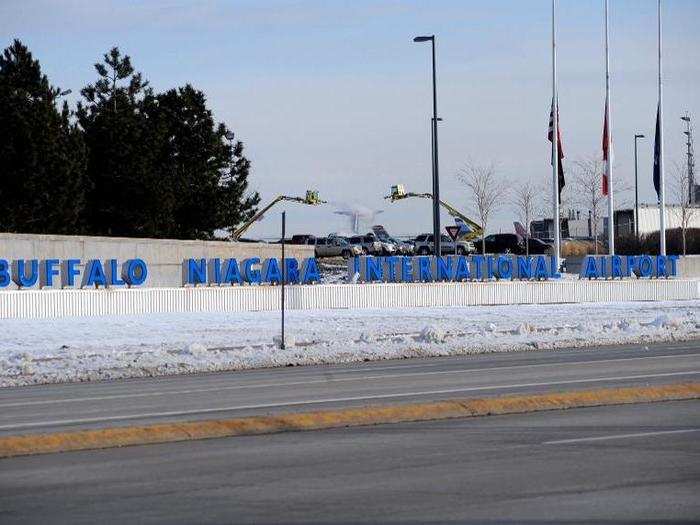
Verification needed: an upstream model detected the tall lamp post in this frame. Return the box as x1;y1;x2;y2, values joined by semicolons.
634;133;645;239
681;114;694;204
430;117;443;213
413;34;441;256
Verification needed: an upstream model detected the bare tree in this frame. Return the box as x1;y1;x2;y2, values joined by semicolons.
612;177;635;211
457;161;508;255
572;156;606;254
572;155;634;254
671;161;697;255
513;182;536;256
534;180;570;246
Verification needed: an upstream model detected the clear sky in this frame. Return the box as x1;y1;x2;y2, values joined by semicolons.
3;0;699;239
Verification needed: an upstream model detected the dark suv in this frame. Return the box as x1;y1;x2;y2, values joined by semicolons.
525;238;552;255
473;234;521;254
289;234;317;245
473;234;551;255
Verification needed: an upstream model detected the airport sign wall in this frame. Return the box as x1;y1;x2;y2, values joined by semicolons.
349;254;680;282
0;254;681;290
183;257;320;285
0;257;320;289
579;254;680;279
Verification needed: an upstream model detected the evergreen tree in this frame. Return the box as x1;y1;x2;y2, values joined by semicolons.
3;44;259;240
77;47;172;237
145;85;259;239
0;39;87;234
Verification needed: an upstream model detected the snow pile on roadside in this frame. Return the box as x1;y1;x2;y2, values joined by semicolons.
419;325;445;343
1;300;698;387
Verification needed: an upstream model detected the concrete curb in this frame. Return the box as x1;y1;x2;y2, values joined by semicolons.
1;382;698;459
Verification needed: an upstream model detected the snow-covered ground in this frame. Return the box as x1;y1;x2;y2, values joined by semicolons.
1;300;699;387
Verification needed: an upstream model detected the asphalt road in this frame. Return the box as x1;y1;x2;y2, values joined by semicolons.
1;399;698;524
1;340;699;435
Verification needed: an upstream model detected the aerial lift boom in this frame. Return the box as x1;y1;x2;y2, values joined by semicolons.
384;184;483;241
231;190;326;240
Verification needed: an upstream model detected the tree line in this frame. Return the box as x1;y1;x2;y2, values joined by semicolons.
0;40;259;239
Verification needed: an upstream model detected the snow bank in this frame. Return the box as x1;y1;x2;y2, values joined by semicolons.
1;301;699;387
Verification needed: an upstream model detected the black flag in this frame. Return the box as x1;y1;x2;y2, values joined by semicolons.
548;98;565;202
653;103;661;202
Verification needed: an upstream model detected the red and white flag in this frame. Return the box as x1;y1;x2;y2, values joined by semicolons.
602;99;610;196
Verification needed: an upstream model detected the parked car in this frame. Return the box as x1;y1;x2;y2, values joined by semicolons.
372;229;414;255
289;234;317;245
315;237;362;259
364;232;397;255
525;237;552;255
472;234;552;255
383;236;413;255
348;234;383;255
472;233;522;254
413;234;474;255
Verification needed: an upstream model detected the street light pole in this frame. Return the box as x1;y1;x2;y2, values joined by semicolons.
280;211;286;350
681;114;694;204
634;134;645;239
430;116;443;220
414;35;441;257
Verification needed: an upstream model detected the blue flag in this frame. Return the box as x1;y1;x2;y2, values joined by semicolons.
653;103;661;202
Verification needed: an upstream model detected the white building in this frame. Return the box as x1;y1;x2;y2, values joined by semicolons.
615;204;700;236
531;204;700;240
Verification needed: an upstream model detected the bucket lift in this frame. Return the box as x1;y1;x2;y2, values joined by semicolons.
385;184;483;241
231;190;326;240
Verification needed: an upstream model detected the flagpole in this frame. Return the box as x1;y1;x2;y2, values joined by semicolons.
658;0;666;255
605;0;615;254
552;0;561;270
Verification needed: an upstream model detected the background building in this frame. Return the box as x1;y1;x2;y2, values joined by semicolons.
531;204;700;240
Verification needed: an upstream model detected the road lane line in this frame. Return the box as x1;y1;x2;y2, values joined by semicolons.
544;428;700;445
0;370;697;431
1;353;699;409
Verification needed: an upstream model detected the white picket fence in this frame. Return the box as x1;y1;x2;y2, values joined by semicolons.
0;279;698;319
